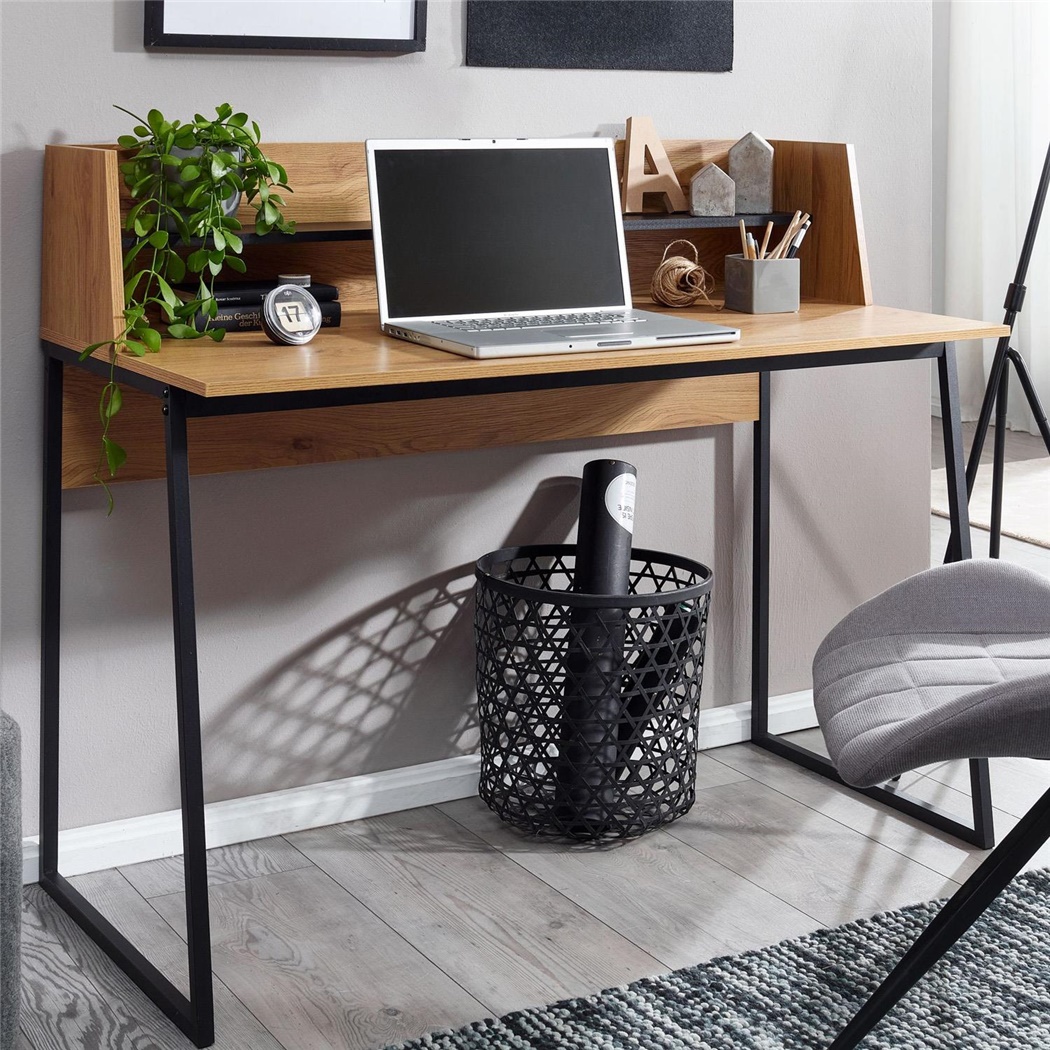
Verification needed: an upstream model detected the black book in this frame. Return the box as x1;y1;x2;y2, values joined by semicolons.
194;300;342;333
176;280;339;306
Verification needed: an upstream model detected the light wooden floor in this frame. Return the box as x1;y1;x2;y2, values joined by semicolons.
20;423;1050;1050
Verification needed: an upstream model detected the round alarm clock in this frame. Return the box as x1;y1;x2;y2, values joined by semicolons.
261;284;323;346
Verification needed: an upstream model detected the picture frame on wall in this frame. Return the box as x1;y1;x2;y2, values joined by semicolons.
144;0;427;54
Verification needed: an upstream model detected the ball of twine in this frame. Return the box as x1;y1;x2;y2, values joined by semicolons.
650;239;716;308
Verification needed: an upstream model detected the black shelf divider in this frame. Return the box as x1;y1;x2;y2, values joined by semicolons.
123;212;800;250
622;212;795;231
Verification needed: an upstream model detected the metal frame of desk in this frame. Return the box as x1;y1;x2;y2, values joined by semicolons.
40;335;985;1048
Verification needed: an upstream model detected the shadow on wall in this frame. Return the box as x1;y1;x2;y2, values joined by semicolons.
206;476;583;799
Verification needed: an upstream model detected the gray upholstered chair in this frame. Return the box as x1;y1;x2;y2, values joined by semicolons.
1;712;21;1050
812;558;1050;1049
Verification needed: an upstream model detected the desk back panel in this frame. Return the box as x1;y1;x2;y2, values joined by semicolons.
42;136;867;488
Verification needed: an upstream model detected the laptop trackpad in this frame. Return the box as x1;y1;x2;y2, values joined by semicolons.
541;326;635;339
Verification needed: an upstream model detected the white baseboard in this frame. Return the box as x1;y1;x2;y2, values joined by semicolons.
22;691;815;885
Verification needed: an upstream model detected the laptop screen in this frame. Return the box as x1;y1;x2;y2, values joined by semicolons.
371;145;628;319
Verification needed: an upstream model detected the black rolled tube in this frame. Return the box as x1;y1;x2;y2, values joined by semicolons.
558;460;636;828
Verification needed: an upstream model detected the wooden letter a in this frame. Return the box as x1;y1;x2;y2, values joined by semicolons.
620;116;688;214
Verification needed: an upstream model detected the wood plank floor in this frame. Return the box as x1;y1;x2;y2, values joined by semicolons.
22;740;1050;1050
21;424;1050;1050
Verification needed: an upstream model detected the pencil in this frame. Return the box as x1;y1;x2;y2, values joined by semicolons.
770;210;803;259
739;219;748;258
759;221;773;260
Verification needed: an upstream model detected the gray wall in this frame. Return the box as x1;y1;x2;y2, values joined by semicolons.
1;0;934;836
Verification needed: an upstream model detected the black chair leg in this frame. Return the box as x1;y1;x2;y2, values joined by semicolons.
828;783;1050;1050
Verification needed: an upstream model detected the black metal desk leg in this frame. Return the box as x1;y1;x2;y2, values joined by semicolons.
939;341;973;565
164;386;215;1047
750;372;771;741
749;346;994;849
937;341;995;849
40;355;63;878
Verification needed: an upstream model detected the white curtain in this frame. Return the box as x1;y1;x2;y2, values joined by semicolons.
944;0;1050;434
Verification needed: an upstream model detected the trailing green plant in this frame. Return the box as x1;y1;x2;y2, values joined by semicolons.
82;102;295;511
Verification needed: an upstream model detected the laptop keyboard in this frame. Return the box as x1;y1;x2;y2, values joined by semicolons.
433;311;646;333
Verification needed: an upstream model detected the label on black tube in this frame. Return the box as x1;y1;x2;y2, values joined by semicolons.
604;473;636;535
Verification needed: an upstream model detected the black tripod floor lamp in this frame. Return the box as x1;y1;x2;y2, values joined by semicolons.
945;139;1050;563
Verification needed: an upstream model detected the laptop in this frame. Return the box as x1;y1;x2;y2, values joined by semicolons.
365;138;741;359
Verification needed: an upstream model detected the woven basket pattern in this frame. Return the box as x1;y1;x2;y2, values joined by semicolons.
475;547;711;841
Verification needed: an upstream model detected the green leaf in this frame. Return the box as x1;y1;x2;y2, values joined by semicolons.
130;174;154;197
159;300;176;322
262;201;278;224
122;239;147;270
212;229;226;251
206;327;226;342
187;249;208;272
224;232;242;254
173;212;192;245
103;436;127;476
207;257;223;276
123;305;145;323
225;255;247;274
117;134;139;149
174;129;197;149
134;124;151;137
251;121;261;142
124;339;148;357
166;252;186;283
229;112;248;128
100;383;123;422
181;163;201;181
216;102;233;120
140;327;162;352
133;212;156;237
167;323;199;339
210;155;229;179
147;108;165;134
159;154;181;167
123;269;147;301
148;229;169;249
155;274;179;307
79;340;112;362
255;218;273;237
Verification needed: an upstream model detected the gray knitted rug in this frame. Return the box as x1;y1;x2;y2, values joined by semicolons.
386;868;1050;1049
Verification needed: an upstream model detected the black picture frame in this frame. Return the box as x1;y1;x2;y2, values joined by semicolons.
143;0;427;54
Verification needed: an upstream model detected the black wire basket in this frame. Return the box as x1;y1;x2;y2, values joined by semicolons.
474;544;713;841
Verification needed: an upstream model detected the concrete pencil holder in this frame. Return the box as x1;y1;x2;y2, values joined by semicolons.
724;254;800;314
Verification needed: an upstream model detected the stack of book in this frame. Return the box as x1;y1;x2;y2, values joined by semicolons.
179;281;341;333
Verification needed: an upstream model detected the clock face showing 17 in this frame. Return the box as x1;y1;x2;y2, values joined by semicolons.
263;286;322;345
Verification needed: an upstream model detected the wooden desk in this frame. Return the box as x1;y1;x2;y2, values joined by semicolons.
37;138;1009;1049
40;304;1006;1048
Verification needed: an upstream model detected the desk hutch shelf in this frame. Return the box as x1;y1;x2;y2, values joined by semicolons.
42;138;871;490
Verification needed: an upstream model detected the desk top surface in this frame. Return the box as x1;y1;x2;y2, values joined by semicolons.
64;302;1008;399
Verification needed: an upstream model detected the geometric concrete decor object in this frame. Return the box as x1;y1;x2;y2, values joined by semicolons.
621;116;689;214
729;132;774;213
689;162;736;216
